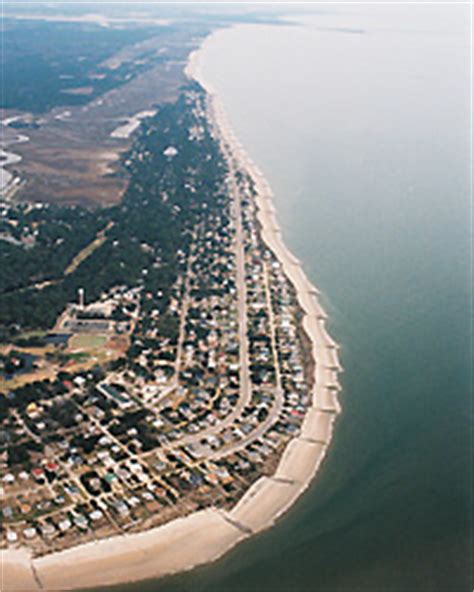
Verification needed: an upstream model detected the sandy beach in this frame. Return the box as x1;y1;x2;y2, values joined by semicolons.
191;37;342;534
2;37;342;592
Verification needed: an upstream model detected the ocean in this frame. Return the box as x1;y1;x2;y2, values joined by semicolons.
102;5;471;591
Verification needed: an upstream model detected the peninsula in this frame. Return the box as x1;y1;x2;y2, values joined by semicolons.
1;21;342;591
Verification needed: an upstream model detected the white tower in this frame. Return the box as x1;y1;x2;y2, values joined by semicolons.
78;288;85;310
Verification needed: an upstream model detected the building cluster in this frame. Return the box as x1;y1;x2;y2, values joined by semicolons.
1;127;313;558
0;202;43;250
57;285;141;335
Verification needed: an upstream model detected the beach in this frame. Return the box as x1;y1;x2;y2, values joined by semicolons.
108;12;471;591
192;39;342;531
2;37;341;591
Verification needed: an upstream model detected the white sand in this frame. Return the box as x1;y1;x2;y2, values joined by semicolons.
110;110;157;139
316;385;341;412
229;477;301;533
35;509;245;590
300;408;335;443
1;549;40;591
274;439;327;483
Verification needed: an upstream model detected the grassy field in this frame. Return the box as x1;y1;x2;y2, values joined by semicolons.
0;333;129;393
69;334;108;350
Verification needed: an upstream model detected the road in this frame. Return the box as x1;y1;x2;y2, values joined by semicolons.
211;258;285;459
170;156;254;449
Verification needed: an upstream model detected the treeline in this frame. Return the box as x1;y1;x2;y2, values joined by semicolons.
0;206;106;294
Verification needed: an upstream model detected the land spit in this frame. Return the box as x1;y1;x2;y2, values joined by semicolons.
1;34;342;591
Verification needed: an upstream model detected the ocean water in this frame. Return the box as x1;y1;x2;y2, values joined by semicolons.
104;5;471;591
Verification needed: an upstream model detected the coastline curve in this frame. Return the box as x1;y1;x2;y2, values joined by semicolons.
1;34;342;591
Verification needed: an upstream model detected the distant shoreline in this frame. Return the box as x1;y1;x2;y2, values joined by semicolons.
1;33;342;591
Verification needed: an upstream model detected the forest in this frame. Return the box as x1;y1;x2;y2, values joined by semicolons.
0;83;228;341
1;19;166;113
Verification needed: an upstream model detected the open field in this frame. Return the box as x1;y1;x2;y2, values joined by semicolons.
69;334;108;350
2;24;209;206
0;332;128;393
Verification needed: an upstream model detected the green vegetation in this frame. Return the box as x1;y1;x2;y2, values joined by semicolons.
0;83;227;342
0;205;107;294
1;20;166;112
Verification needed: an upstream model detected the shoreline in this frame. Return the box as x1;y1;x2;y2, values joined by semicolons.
0;126;28;195
189;34;342;530
1;35;342;592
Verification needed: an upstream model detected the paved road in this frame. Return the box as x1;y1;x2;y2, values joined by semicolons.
211;258;285;459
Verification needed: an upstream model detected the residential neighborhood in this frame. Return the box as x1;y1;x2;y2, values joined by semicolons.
1;87;314;557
